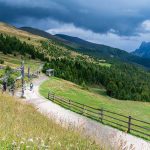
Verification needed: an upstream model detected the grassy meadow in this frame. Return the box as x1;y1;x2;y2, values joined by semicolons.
0;52;43;72
0;93;100;149
40;77;150;140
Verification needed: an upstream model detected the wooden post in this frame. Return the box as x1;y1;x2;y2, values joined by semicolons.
69;100;71;109
82;104;85;114
100;108;104;123
127;116;132;133
53;94;55;102
28;66;30;79
48;92;50;99
21;61;24;98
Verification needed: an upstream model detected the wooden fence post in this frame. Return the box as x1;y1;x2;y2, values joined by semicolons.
53;94;55;102
48;92;49;99
127;116;132;133
69;100;71;109
100;108;104;123
82;104;85;114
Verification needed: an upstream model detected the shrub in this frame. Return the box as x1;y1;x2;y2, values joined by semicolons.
0;60;4;64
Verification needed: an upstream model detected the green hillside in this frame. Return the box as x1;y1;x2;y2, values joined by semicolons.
0;22;82;60
19;26;150;68
1;22;150;101
40;77;150;140
40;77;150;122
43;58;150;102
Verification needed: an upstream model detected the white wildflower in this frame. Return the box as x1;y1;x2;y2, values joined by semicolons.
49;137;52;141
20;141;24;144
41;139;44;145
28;138;33;142
12;141;17;146
58;142;61;146
2;137;5;141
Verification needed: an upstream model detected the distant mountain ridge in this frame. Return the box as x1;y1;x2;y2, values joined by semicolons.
55;34;150;68
132;41;150;58
19;26;150;68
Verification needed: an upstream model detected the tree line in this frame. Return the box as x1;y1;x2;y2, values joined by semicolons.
0;34;46;61
43;58;150;102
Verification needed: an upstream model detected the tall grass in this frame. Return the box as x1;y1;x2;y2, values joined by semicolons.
0;93;101;149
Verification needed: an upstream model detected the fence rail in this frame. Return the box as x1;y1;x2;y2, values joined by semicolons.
48;91;150;140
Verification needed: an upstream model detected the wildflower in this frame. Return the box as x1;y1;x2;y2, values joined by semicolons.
2;137;5;141
20;141;24;144
26;146;30;148
58;142;61;146
28;138;33;142
12;141;17;146
36;137;39;141
41;139;44;144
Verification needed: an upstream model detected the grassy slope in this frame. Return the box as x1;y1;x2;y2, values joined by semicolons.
0;52;42;72
40;78;150;122
0;22;80;59
40;77;150;139
0;22;110;67
0;93;100;149
0;22;44;46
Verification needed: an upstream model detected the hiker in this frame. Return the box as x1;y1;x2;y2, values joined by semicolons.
10;81;15;96
30;82;33;91
2;81;7;93
24;81;27;90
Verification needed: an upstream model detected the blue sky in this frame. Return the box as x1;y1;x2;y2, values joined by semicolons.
0;0;150;51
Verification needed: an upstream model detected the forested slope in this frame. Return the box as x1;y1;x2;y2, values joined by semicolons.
43;58;150;102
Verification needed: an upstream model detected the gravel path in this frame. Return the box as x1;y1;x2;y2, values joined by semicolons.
16;75;150;150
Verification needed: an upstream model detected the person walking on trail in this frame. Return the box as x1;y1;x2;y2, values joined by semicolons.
11;81;15;96
2;81;7;94
30;82;33;91
10;81;15;96
24;81;27;90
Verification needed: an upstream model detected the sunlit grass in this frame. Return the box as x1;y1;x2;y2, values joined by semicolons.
0;93;100;149
40;77;150;122
0;52;42;72
40;77;150;140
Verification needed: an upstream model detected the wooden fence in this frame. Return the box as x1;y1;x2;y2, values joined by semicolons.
48;91;150;140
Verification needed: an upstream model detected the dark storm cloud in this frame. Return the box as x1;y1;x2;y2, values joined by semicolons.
0;0;150;35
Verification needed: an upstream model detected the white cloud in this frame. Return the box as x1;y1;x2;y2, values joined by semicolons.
47;23;146;52
16;18;150;52
141;20;150;32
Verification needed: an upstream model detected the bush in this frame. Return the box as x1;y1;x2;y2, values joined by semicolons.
0;59;4;64
81;81;88;90
13;53;17;57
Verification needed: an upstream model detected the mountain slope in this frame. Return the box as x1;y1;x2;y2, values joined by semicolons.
1;22;150;102
132;41;150;58
19;27;57;41
55;34;150;68
0;23;82;61
18;26;150;68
